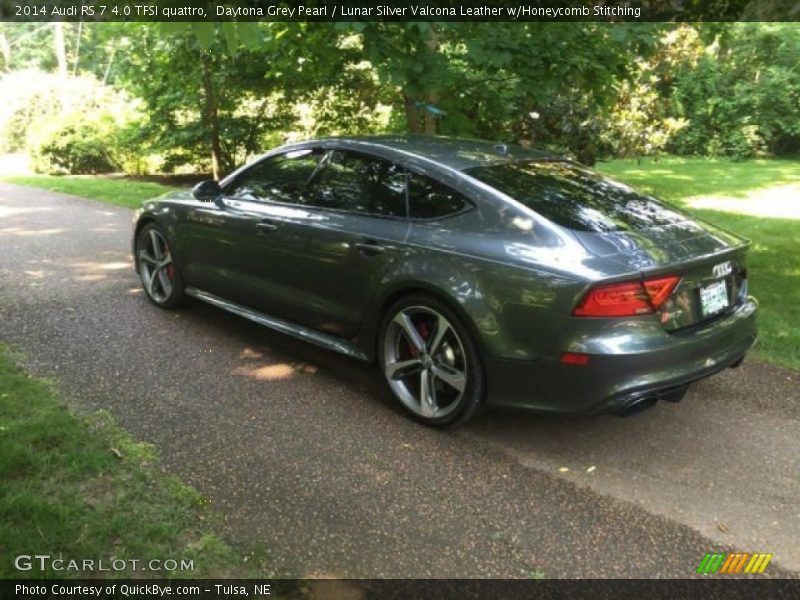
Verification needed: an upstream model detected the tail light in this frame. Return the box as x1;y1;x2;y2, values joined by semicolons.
573;276;680;317
560;352;590;365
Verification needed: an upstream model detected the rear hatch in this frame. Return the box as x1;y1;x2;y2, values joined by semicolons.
465;159;750;330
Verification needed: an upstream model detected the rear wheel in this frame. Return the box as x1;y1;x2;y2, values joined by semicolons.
378;295;485;426
136;224;186;308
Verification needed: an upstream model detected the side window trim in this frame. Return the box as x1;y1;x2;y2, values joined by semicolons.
221;148;479;222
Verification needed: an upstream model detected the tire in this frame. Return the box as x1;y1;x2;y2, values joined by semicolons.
135;223;187;309
378;294;485;426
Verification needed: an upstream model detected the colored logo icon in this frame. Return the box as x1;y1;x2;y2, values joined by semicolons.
696;552;772;574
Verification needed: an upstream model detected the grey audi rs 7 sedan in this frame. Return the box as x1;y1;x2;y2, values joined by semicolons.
133;135;758;425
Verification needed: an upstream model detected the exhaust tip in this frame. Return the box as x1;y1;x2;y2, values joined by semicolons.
617;396;657;417
729;356;745;369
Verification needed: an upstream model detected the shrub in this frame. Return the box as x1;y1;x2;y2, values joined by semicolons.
0;70;152;175
0;70;65;153
29;113;119;175
668;23;800;158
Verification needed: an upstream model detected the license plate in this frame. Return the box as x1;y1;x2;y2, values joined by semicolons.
700;280;729;317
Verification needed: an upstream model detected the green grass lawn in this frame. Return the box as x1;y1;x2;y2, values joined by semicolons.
0;175;178;209
0;345;273;579
599;156;800;371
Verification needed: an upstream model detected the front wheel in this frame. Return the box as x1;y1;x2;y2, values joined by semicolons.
378;295;485;426
136;223;186;308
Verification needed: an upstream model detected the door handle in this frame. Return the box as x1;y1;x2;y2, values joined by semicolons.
256;220;278;234
354;239;387;255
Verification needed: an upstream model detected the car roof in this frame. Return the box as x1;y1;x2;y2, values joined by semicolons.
300;134;556;171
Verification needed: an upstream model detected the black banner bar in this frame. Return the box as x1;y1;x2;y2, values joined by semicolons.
3;578;800;600
2;0;800;22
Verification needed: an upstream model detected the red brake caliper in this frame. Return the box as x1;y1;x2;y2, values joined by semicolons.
167;264;175;280
407;321;430;356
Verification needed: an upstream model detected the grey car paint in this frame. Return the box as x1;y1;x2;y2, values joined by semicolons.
133;135;757;416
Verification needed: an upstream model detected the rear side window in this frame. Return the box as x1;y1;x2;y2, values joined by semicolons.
466;161;687;232
408;173;471;219
309;151;406;217
225;149;322;204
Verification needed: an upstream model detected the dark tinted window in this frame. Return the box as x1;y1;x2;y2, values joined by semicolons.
408;174;471;219
225;149;322;204
466;161;687;232
309;151;406;217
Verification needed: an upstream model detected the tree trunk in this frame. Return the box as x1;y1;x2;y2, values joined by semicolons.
0;30;11;71
404;92;421;133
53;23;67;78
200;54;224;180
102;46;116;85
423;92;438;135
422;27;439;135
72;21;82;77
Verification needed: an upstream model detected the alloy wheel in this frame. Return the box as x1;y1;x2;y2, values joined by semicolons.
383;306;468;419
138;228;175;303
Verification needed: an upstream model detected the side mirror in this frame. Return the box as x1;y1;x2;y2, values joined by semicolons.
192;180;223;203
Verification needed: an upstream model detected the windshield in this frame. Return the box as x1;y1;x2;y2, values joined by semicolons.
466;161;688;232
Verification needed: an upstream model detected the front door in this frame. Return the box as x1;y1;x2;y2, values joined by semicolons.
188;147;411;339
240;149;411;338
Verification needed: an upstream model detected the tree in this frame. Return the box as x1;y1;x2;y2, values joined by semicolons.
349;23;657;162
113;23;302;177
52;22;67;77
669;23;800;157
0;26;11;72
354;23;462;135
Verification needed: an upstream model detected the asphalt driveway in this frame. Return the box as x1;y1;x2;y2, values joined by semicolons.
1;183;798;578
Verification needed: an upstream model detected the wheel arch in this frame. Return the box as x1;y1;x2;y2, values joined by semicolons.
132;216;158;272
361;281;488;363
133;212;182;272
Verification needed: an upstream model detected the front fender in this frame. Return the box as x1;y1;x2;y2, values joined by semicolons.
131;199;186;273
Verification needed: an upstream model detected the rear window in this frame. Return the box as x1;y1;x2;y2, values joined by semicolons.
466;161;687;232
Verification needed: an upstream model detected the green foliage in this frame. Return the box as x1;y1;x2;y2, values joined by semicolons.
0;69;142;175
668;23;800;158
0;70;69;152
2;22;800;174
350;23;652;163
29;112;118;175
600;26;698;158
113;23;313;175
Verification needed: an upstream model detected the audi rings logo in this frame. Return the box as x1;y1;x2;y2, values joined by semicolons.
712;261;733;278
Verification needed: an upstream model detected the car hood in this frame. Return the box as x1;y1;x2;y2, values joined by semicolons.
572;219;750;272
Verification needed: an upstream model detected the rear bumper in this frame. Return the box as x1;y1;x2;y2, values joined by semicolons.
484;297;758;415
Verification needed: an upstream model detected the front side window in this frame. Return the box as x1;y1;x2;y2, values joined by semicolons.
225;149;323;205
407;173;472;219
308;151;407;217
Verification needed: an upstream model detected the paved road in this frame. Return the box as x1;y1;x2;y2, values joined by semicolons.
1;183;798;578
